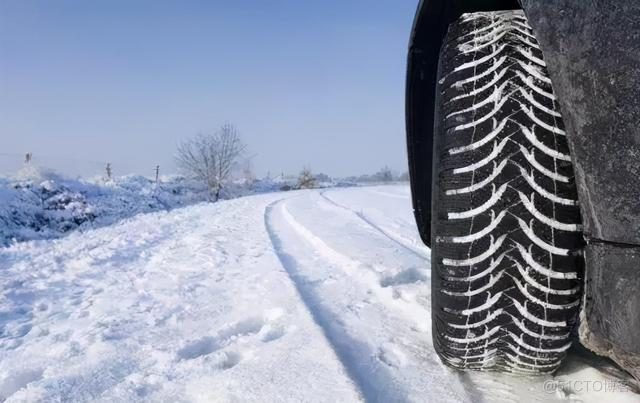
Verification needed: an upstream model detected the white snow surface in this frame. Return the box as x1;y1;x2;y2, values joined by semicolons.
0;186;637;402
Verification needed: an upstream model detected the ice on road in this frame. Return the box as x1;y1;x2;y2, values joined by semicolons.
1;186;637;402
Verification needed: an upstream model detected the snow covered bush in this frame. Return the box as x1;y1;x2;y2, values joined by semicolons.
0;167;211;246
296;167;316;189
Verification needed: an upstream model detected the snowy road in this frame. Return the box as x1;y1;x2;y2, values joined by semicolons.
1;186;637;402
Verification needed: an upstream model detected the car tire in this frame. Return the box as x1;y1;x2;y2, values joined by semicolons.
431;10;584;374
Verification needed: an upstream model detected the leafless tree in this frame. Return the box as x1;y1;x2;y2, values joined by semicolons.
176;123;246;200
297;167;316;189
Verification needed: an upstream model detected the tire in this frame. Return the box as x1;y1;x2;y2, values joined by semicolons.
431;10;584;374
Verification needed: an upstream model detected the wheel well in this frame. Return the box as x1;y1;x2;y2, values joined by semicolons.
405;0;521;246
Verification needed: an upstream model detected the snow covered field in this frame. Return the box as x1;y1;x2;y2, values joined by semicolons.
0;186;637;402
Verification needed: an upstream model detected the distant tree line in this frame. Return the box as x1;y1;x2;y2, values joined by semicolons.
342;166;409;184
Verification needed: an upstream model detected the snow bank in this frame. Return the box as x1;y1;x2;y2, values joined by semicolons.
0;165;364;246
0;164;410;246
0;166;292;246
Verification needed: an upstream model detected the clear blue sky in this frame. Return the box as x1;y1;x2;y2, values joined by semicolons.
0;0;418;178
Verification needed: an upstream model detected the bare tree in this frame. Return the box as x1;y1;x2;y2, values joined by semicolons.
176;123;246;200
297;167;316;189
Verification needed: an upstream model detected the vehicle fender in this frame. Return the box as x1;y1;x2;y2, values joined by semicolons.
522;0;640;380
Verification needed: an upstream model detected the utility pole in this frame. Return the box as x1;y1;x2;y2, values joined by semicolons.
155;165;160;185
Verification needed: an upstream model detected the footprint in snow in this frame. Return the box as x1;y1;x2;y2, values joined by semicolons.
177;316;265;361
260;325;285;342
177;341;244;369
216;316;265;340
0;368;44;400
177;336;220;360
377;343;407;368
220;351;242;370
1;322;32;341
380;267;428;288
177;309;287;361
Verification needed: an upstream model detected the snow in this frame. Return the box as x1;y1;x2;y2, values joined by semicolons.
0;185;637;402
0;166;293;247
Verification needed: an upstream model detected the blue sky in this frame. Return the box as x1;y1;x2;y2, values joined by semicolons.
0;1;418;177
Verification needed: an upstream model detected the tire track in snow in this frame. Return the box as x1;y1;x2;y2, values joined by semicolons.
265;198;436;403
265;196;474;402
264;198;373;402
275;198;428;323
319;191;430;261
